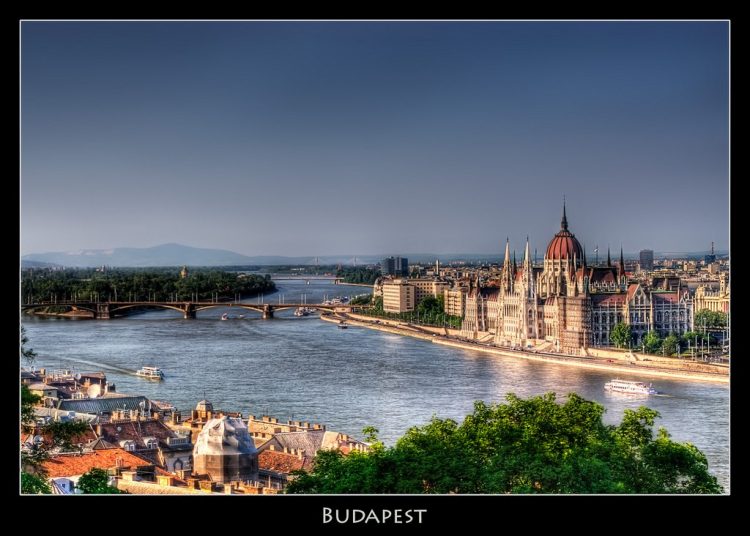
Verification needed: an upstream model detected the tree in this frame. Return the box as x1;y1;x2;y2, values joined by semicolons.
642;331;662;354
372;295;383;312
286;392;722;494
42;420;90;452
21;384;40;432
662;334;680;356
21;472;51;494
76;468;121;494
694;309;727;330
350;294;373;306
610;322;632;349
21;325;36;367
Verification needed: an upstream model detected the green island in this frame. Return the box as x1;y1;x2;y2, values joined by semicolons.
21;267;276;303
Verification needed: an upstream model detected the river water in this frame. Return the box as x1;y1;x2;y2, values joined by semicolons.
22;279;729;491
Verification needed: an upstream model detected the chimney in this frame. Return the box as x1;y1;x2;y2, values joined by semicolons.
157;474;174;487
121;471;138;482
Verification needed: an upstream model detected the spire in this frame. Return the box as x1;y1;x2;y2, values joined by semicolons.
619;246;625;272
561;197;568;231
513;250;517;271
524;236;531;266
583;246;587;269
607;246;611;267
503;238;511;267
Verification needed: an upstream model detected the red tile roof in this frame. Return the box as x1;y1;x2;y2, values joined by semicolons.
258;450;309;473
591;294;627;306
43;448;154;478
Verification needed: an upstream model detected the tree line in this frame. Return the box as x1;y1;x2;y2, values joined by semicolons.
22;267;276;303
610;309;728;356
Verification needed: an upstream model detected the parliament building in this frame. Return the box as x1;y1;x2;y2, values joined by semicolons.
462;205;694;354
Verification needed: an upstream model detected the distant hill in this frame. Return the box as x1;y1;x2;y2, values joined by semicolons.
22;243;275;268
20;260;61;269
21;243;727;268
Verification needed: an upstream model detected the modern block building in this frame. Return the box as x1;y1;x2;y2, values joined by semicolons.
381;256;409;276
639;249;654;271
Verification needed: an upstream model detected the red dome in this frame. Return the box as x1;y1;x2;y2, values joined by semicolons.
545;203;583;260
546;230;583;260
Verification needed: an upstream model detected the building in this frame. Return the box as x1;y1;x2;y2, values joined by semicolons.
192;416;259;484
409;278;449;304
381;256;409;276
444;286;467;317
694;273;730;314
462;204;694;353
382;279;416;313
639;249;654;271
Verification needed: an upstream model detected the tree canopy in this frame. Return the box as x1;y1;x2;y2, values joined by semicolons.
287;392;722;494
76;468;121;494
610;322;632;348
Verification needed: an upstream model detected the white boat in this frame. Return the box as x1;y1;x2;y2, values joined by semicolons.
294;307;308;317
604;379;657;395
136;366;164;380
221;313;229;320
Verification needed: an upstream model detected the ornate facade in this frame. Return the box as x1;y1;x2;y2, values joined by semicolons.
462;204;693;353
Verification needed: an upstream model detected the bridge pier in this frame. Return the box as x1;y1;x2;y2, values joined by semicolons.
95;303;111;319
183;303;196;319
262;304;274;319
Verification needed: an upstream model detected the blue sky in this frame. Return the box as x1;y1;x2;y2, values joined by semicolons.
21;21;729;256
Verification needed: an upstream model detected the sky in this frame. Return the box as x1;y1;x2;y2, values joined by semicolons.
21;21;729;257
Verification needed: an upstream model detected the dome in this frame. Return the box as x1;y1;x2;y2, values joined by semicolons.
196;399;213;412
193;416;258;483
193;416;256;457
545;204;583;261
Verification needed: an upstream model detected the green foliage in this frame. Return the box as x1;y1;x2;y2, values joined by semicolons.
372;295;383;312
21;325;37;366
642;331;662;354
42;420;90;452
661;334;680;356
21;384;40;432
287;392;722;494
609;322;632;349
350;294;373;305
76;468;121;494
336;267;381;285
694;309;727;330
21;472;51;494
22;267;275;304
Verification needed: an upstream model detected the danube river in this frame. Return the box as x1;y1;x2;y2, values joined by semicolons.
23;279;729;491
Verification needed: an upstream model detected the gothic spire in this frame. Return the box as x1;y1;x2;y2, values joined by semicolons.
503;238;511;267
524;236;531;266
561;197;568;231
583;246;587;269
607;246;611;267
619;246;625;275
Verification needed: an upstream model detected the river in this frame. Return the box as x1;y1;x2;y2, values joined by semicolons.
22;279;729;491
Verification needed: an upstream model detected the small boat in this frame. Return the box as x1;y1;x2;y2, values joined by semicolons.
604;379;657;395
338;321;348;329
221;313;229;320
294;307;309;317
136;366;164;380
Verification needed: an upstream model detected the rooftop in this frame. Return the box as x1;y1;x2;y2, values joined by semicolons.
43;448;154;478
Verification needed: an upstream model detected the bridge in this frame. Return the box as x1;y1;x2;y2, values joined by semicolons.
21;301;367;319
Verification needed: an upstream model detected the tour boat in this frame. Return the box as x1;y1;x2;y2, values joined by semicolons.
135;366;164;380
221;313;229;320
294;307;309;317
604;379;657;395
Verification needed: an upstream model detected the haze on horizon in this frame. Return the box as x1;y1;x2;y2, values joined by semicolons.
21;21;729;258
